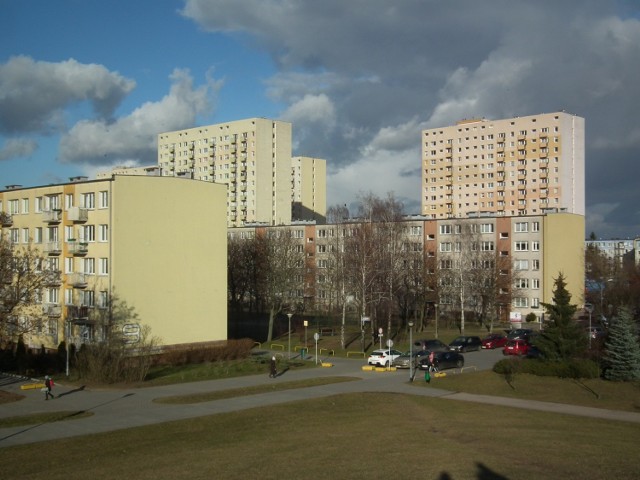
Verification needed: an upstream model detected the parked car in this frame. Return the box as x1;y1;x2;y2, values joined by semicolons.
418;351;465;370
481;333;508;349
526;345;544;359
502;339;530;356
367;349;403;367
414;339;450;352
392;350;430;369
448;336;482;352
506;328;535;341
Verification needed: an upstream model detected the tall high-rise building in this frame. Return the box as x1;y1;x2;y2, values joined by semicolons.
422;112;585;219
158;118;294;227
291;156;326;223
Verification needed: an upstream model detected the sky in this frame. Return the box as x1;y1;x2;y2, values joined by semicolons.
1;0;639;239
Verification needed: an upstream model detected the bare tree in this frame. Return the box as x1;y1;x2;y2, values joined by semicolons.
0;236;56;344
254;227;306;342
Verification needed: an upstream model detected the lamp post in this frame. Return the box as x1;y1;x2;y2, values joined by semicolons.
434;303;439;339
287;313;293;359
585;303;594;349
408;320;414;382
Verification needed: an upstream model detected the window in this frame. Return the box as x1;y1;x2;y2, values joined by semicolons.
82;192;95;209
9;228;19;243
21;198;29;214
22;228;29;243
99;258;108;275
65;257;74;273
99;224;109;242
83;258;95;274
531;221;540;232
317;259;327;268
532;241;540;251
82;290;95;307
532;259;540;270
65;194;74;209
513;297;529;308
98;291;109;308
480;223;494;233
65;288;74;305
34;227;43;244
514;259;529;270
515;222;528;232
515;278;529;289
293;229;303;238
317;229;327;238
410;225;422;236
99;191;109;208
532;279;540;289
316;244;327;253
440;259;453;269
531;298;540;308
440;242;452;252
82;225;95;242
47;288;59;304
8;199;19;214
439;224;452;235
515;241;529;251
481;241;494;251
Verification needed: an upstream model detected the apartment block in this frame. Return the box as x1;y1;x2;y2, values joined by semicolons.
228;211;585;323
0;176;228;350
158;118;294;227
422;112;585;219
291;156;326;223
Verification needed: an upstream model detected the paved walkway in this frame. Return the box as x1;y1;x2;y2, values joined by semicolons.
2;356;639;448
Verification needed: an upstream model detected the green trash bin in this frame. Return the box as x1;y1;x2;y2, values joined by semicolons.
300;348;307;359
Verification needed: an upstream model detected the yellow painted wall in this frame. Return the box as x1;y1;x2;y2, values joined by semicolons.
111;176;227;346
543;213;585;307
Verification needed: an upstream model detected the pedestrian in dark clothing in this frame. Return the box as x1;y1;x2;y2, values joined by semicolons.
269;356;277;378
44;375;55;400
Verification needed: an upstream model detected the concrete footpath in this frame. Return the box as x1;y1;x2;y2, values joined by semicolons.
2;356;639;448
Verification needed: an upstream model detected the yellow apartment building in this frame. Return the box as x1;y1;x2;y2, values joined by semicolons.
0;175;227;351
229;211;585;323
291;156;326;223
422;112;585;219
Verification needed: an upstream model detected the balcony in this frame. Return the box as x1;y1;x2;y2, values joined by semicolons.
67;305;90;321
67;206;89;223
45;241;62;256
42;209;62;224
43;304;62;317
43;270;62;286
70;273;88;288
0;212;13;227
68;241;89;256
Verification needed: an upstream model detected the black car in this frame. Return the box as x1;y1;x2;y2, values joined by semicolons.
506;328;534;341
448;335;482;352
414;339;450;352
418;351;465;370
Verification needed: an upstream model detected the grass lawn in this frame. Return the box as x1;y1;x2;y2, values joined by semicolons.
418;370;640;412
3;393;639;480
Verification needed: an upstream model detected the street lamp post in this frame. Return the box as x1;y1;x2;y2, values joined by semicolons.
434;303;439;339
287;313;293;359
408;320;414;382
585;303;594;349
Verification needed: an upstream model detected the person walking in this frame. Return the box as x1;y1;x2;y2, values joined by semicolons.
269;356;277;378
44;375;55;400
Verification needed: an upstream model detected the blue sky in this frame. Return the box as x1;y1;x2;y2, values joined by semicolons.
2;0;640;239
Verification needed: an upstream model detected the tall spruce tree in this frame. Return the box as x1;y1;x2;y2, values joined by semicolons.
603;306;640;381
536;273;586;361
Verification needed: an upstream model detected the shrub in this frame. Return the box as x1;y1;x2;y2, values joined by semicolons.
495;357;599;379
525;312;538;323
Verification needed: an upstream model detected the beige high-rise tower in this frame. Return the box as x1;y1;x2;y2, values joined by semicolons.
421;112;585;219
158;118;293;227
291;156;326;223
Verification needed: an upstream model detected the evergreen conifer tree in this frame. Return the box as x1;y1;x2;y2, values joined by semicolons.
603;306;640;381
536;273;586;361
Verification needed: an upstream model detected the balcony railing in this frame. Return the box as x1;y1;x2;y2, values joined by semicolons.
67;206;89;223
68;241;88;256
67;305;90;321
45;241;62;256
70;273;88;288
43;270;62;286
42;209;62;224
0;212;13;227
43;304;62;317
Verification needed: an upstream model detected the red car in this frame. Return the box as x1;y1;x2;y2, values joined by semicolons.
481;333;508;349
502;339;530;356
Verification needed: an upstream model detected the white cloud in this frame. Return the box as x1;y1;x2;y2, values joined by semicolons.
0;56;135;134
0;138;38;161
59;69;222;166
